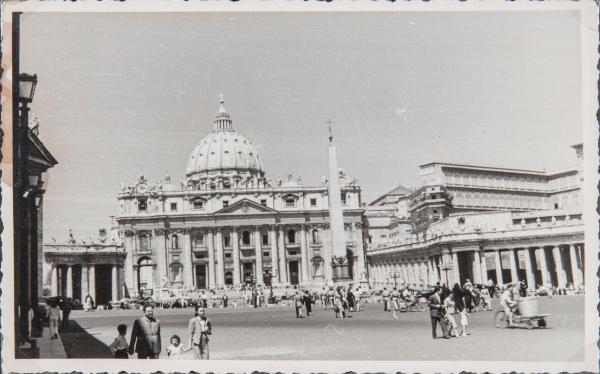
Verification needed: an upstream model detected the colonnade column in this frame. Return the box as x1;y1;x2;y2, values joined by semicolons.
480;251;488;283
278;226;288;284
66;265;73;298
451;252;459;286
568;244;581;287
254;226;264;285
270;226;280;284
215;229;225;287
232;228;241;286
207;229;216;288
51;265;58;296
552;246;567;288
112;264;119;301
508;249;519;283
521;248;535;289
537;248;549;286
472;250;482;284
80;265;89;300
494;250;504;285
300;225;309;284
89;265;96;301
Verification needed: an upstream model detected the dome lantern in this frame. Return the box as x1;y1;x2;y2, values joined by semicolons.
213;94;233;132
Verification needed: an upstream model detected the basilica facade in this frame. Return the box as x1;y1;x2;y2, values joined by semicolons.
116;98;366;297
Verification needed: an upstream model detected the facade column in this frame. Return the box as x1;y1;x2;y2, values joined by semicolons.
181;229;194;288
123;232;135;297
183;230;194;288
269;226;280;284
215;229;225;287
552;245;567;288
472;250;482;284
300;224;309;284
89;265;96;302
112;264;118;301
132;266;139;297
278;226;288;284
207;229;216;288
427;258;434;285
537;247;549;286
521;248;535;290
80;265;89;300
66;265;73;298
254;226;264;285
232;228;241;286
568;244;581;287
51;265;58;296
480;251;488;283
494;250;504;285
508;249;518;283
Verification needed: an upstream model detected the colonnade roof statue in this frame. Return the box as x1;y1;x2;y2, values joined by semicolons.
185;95;265;182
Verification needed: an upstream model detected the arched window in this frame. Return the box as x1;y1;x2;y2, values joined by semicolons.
242;231;251;245
170;262;183;283
139;233;150;252
171;234;179;249
193;232;204;247
312;229;319;244
287;229;296;244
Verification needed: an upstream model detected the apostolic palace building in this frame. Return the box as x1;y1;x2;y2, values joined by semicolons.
42;97;586;304
366;144;585;291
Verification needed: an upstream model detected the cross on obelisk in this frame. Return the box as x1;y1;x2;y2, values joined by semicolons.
326;119;333;143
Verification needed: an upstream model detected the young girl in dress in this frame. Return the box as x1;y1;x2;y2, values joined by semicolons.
443;293;460;338
109;324;129;358
166;334;184;359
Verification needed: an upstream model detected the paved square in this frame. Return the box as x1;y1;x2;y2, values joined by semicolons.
60;296;584;361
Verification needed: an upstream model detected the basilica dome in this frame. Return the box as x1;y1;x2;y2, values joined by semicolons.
186;97;265;182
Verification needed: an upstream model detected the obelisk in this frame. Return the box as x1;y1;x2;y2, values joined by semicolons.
326;120;350;283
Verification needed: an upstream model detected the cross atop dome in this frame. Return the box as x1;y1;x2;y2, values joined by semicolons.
214;94;233;132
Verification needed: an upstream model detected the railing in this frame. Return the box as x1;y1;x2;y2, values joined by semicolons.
44;244;126;253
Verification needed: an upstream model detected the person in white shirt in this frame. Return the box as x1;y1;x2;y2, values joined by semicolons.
47;301;61;340
500;284;518;327
166;334;184;359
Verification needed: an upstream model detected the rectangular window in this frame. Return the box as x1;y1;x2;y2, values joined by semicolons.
262;234;269;245
193;200;204;210
263;251;270;257
310;198;317;207
170;202;177;211
138;199;147;212
285;198;295;207
341;192;347;205
225;252;232;258
260;199;267;207
224;235;231;247
223;200;229;208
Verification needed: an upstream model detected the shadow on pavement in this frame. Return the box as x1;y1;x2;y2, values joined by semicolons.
60;320;113;358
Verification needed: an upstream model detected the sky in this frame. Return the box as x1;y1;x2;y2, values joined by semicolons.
19;11;582;240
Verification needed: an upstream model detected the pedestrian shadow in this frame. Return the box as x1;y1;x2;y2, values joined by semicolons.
59;320;113;358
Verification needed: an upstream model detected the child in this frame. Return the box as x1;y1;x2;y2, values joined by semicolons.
109;324;129;358
166;334;184;359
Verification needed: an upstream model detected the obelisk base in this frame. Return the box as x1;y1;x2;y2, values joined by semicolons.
331;255;352;283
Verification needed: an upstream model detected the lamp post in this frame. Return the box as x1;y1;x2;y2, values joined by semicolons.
390;271;401;289
16;73;39;348
438;259;454;287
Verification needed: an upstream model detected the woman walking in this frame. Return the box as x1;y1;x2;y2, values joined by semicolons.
452;283;469;336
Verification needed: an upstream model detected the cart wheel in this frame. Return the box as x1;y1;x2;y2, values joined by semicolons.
538;318;547;328
494;311;508;328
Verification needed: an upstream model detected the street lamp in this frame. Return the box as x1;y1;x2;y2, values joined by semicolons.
16;73;40;347
18;73;38;103
438;259;454;287
389;271;401;289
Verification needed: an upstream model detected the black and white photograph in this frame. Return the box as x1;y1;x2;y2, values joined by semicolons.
1;1;598;372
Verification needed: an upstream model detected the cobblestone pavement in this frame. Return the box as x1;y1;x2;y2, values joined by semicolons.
63;295;584;360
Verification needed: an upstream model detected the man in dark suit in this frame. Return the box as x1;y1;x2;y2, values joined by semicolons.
129;304;161;359
428;287;449;339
